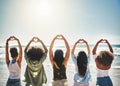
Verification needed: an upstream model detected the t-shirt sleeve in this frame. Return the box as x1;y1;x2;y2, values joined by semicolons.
93;54;98;60
87;54;91;64
39;53;47;63
71;54;77;65
24;52;31;66
24;52;27;60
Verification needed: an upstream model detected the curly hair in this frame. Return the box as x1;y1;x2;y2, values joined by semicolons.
27;47;44;61
10;48;18;58
96;51;114;67
77;51;88;77
54;49;64;68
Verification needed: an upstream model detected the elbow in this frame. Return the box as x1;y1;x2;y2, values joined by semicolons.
71;52;73;55
92;50;96;55
45;49;48;53
111;50;113;53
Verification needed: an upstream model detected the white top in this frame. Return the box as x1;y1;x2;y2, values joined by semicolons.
93;54;109;77
96;68;109;77
8;60;21;79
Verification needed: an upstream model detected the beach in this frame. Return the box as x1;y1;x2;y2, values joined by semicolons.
0;55;120;86
0;46;120;86
1;0;120;85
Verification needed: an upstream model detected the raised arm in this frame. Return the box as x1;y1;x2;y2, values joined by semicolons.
82;39;90;54
13;36;22;63
24;37;34;53
36;37;48;53
105;40;113;53
71;40;79;55
92;39;103;55
61;35;70;66
49;36;57;66
72;39;90;54
6;37;11;66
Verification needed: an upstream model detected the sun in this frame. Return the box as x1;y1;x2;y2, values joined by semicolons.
28;0;52;18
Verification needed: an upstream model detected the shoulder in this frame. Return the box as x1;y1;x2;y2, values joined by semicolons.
41;53;47;60
44;52;47;56
87;54;91;58
93;54;98;59
71;54;76;58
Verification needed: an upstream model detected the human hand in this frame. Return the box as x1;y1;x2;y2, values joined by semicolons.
8;36;17;41
78;39;84;43
12;36;19;41
32;37;38;43
56;34;63;40
98;39;104;43
101;39;107;43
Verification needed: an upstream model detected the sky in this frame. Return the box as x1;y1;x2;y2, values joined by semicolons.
0;0;120;46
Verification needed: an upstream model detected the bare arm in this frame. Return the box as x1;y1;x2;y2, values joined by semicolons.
6;37;11;67
13;36;22;67
82;39;90;54
49;36;57;66
37;37;48;53
61;35;70;66
24;37;34;54
105;40;113;53
71;40;79;55
92;39;103;55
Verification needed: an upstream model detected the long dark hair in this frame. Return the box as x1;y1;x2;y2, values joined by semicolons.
96;51;113;66
27;47;44;61
77;51;88;77
10;48;18;58
54;49;64;67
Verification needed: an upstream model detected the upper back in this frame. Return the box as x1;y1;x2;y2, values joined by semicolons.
53;65;67;80
8;60;21;79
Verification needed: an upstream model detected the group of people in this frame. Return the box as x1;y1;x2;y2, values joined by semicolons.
5;35;114;86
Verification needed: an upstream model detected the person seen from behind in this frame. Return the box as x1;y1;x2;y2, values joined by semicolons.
24;37;48;86
71;39;91;86
49;35;70;86
92;39;114;86
6;36;22;86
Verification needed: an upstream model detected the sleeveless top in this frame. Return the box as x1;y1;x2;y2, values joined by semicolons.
8;60;21;79
53;65;67;81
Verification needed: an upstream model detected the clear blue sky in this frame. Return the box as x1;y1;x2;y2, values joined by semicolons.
0;0;120;45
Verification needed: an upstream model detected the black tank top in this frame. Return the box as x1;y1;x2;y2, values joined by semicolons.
53;65;67;80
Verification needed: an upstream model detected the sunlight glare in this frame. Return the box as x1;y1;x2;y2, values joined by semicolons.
29;0;52;18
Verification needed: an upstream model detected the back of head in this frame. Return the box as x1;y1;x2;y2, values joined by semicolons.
27;47;44;61
54;49;64;67
77;51;88;77
97;51;113;67
10;48;18;58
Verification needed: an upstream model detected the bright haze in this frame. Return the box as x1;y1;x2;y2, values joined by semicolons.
0;0;120;46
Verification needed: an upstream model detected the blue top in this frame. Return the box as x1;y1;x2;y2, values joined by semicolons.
71;54;91;83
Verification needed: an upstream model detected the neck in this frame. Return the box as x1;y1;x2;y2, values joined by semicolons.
12;56;18;60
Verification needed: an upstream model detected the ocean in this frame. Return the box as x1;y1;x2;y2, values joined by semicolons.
0;45;120;86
